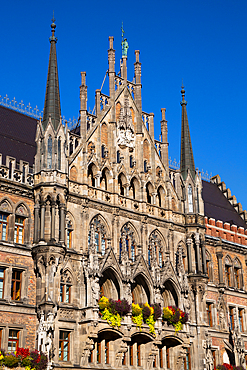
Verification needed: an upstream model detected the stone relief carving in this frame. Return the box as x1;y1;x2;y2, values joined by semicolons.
117;95;135;149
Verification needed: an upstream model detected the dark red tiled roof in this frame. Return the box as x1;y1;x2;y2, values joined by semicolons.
202;180;247;229
0;105;37;165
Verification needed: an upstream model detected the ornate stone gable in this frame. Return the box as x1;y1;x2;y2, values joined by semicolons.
132;254;154;284
99;247;123;280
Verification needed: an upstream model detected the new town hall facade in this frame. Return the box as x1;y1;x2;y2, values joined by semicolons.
1;21;247;370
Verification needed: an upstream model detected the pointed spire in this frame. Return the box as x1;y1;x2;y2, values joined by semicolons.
42;15;61;131
180;84;195;180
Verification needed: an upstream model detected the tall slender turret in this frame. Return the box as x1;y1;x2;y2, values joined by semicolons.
180;85;195;180
42;17;61;131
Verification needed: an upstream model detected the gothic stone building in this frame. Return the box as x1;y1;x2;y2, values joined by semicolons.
1;21;247;370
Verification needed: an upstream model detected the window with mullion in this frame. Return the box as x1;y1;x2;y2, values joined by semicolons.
105;340;109;364
14;217;24;244
8;330;19;352
184;348;191;370
59;331;70;361
11;270;21;300
0;213;8;241
60;283;71;303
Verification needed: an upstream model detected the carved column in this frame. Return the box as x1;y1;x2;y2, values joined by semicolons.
40;202;45;241
50;201;56;241
34;204;40;243
201;241;207;275
59;204;65;243
186;237;193;273
195;234;202;274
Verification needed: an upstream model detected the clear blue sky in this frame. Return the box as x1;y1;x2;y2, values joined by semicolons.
1;0;247;210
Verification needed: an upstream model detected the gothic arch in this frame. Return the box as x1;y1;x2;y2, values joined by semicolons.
162;279;180;307
89;214;111;239
157;185;166;207
146;182;154;204
100;167;111;191
14;201;31;218
88;162;99;187
129;176;140;200
70;165;78;181
100;267;122;300
0;197;14;213
89;214;111;255
148;229;166;267
118;172;128;196
132;272;152;305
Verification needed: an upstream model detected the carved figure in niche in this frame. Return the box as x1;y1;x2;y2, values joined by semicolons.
123;282;132;302
218;305;227;331
117;95;135;149
204;333;214;370
154;287;163;306
91;276;100;306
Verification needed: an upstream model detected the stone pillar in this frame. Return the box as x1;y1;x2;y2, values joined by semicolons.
160;108;169;169
80;71;87;140
40;202;45;241
217;251;224;285
186;237;193;273
59;205;65;243
122;56;127;82
149;113;154;140
108;37;115;101
50;201;56;241
134;50;142;133
95;89;101;117
195;234;202;274
201;241;207;275
34;204;40;243
152;192;157;205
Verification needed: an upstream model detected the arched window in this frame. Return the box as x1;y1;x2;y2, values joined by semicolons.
225;256;232;287
205;250;213;281
188;185;193;213
233;258;242;289
88;164;96;187
149;231;163;268
118;175;125;196
129;178;136;199
119;223;136;262
58;137;61;170
88;216;107;256
60;270;72;303
47;136;52;169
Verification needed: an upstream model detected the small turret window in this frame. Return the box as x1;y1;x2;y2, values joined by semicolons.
47;136;52;169
188;185;193;213
58;137;61;170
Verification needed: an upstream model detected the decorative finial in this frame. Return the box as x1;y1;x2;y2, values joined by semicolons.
121;23;129;57
180;81;187;106
50;12;57;43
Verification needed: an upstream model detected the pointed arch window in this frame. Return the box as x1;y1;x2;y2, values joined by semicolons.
58;137;61;170
60;271;72;303
119;223;136;262
47;136;52;169
88;216;107;256
149;231;163;268
188;185;193;213
234;259;242;289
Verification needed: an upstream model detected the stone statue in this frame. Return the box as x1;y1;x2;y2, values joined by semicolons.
91;276;100;306
122;38;129;57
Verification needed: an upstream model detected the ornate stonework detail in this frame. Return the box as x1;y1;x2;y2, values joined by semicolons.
203;332;214;370
117;94;135;149
59;309;75;320
81;338;94;366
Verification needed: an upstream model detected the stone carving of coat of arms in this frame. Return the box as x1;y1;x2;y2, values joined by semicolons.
117;96;135;149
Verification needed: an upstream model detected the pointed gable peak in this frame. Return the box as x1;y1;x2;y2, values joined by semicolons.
180;85;195;181
42;16;61;132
